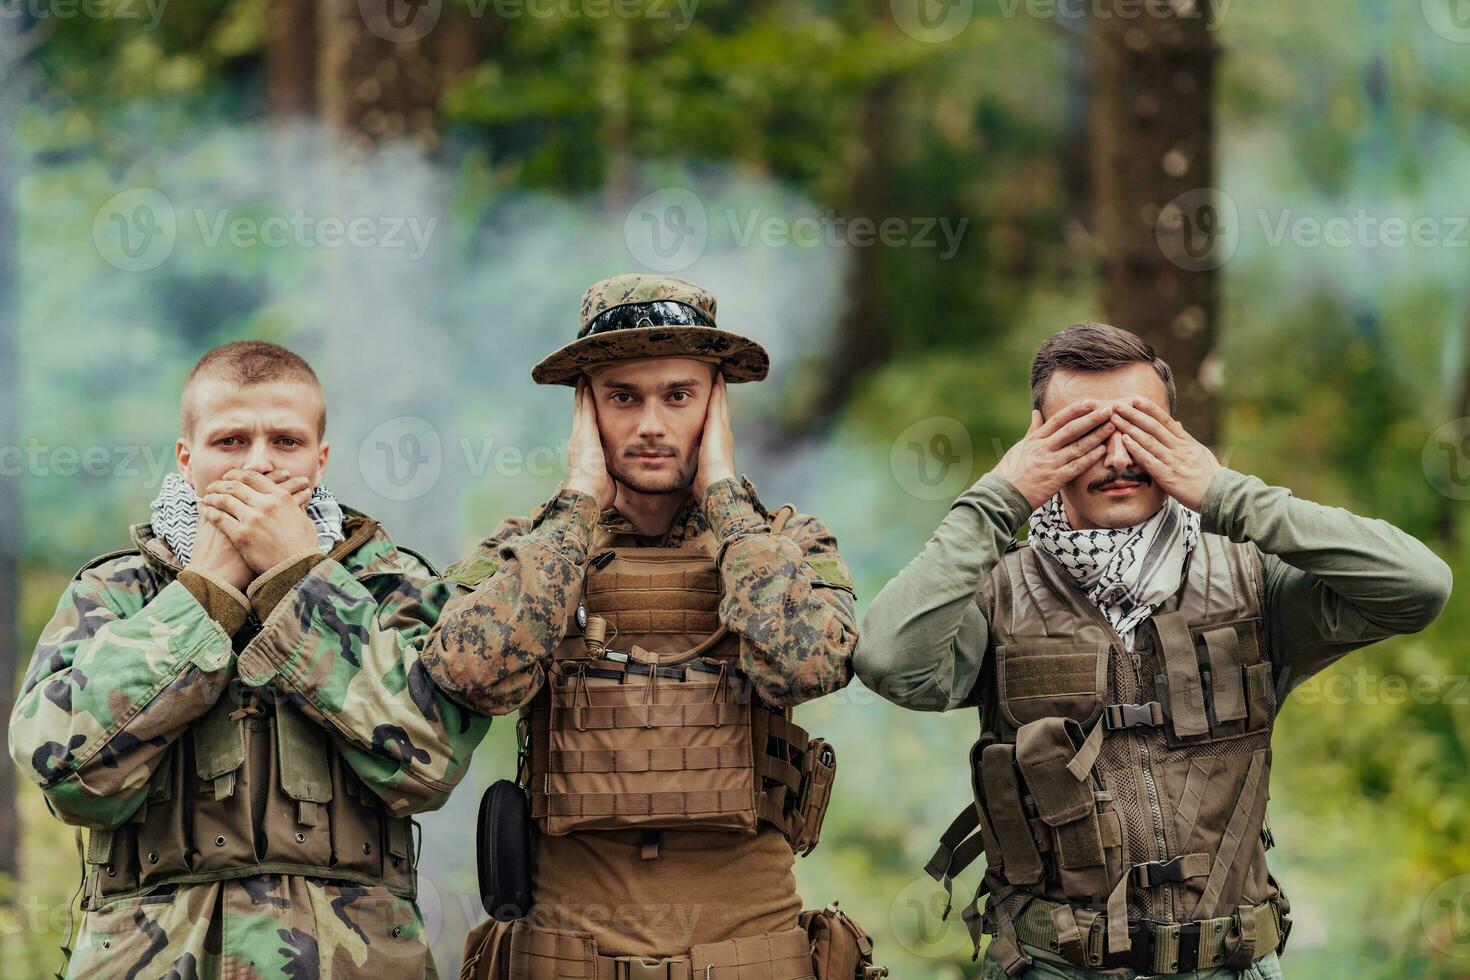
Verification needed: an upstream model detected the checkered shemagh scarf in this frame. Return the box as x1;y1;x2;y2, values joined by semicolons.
1027;492;1200;651
151;472;344;566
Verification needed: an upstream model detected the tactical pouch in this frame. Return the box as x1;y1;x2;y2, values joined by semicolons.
506;920;597;980
460;917;514;980
978;743;1044;885
270;702;335;869
792;738;836;856
1153;613;1275;748
799;903;888;979
692;924;818;979
477;779;535;920
1014;718;1107;891
132;747;191;886
996;641;1107;732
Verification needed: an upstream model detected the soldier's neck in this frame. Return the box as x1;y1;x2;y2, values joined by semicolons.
613;484;693;538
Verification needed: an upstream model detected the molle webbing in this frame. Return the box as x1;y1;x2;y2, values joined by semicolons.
83;699;417;908
528;504;830;846
582;563;721;635
505;919;815;980
1010;896;1286;974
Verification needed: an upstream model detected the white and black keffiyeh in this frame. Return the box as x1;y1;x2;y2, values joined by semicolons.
151;472;344;566
1028;491;1201;651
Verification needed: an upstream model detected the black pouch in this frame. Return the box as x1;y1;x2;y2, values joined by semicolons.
476;779;535;920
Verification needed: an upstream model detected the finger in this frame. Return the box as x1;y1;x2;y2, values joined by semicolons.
1058;420;1116;462
266;469;294;484
201;505;245;540
1114;400;1178;443
201;492;250;523
1112;407;1172;457
206;480;270;509
1060;441;1109;477
1044;404;1114;448
233;470;288;496
1026;409;1042;433
1120;432;1164;473
1035;399;1105;439
570;380;585;442
291;486;313;506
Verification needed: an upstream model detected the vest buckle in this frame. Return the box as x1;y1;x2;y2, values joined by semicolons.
1130;855;1186;888
613;955;688;979
1104;702;1164;730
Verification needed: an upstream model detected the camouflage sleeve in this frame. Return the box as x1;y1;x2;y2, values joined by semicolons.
419;490;602;716
235;550;492;816
704;478;858;708
8;564;235;829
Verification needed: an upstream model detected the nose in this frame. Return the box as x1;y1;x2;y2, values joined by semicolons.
241;440;276;474
635;403;668;442
1102;424;1133;473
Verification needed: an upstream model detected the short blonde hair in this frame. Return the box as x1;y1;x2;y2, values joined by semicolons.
181;341;325;438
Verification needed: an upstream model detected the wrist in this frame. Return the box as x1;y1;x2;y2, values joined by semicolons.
702;476;761;541
566;477;610;509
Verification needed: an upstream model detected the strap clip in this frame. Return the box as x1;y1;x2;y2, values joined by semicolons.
1131;855;1186;888
1104;702;1163;730
613;955;686;980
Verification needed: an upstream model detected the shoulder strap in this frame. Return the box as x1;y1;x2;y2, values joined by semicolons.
393;544;440;577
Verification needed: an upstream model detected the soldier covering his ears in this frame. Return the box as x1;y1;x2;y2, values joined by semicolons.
855;323;1453;979
421;274;885;980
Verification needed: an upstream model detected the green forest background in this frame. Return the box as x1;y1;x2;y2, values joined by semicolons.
1;0;1468;976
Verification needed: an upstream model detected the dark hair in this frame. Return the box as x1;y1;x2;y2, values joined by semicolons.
1030;322;1176;416
182;341;325;437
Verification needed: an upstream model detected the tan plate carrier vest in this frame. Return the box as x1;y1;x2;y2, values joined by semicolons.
520;506;834;856
926;533;1292;976
81;519;419;910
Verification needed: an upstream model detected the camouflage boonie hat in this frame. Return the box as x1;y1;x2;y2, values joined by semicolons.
531;274;771;386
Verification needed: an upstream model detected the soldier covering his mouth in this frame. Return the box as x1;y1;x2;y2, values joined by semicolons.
9;341;490;979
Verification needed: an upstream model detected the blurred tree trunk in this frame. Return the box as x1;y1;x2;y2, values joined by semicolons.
436;1;480;93
266;0;318;122
598;17;632;204
0;14;37;882
1090;0;1220;445
1435;310;1470;545
317;0;440;152
809;71;898;422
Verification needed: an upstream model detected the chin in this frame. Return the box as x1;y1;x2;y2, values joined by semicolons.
614;470;694;496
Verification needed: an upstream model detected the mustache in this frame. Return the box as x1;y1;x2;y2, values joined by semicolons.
623;444;679;458
1090;467;1152;492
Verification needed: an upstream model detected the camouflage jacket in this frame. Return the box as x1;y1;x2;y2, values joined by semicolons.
421;476;858;715
9;507;489;979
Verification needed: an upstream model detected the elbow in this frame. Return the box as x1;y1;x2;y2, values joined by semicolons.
1408;556;1454;632
851;639;888;696
39;778;144;830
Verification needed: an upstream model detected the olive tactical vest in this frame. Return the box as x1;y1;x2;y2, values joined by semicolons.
520;506;835;855
81;516;420;910
927;532;1291;975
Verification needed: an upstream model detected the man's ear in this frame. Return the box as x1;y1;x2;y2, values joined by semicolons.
314;442;330;488
175;437;194;489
